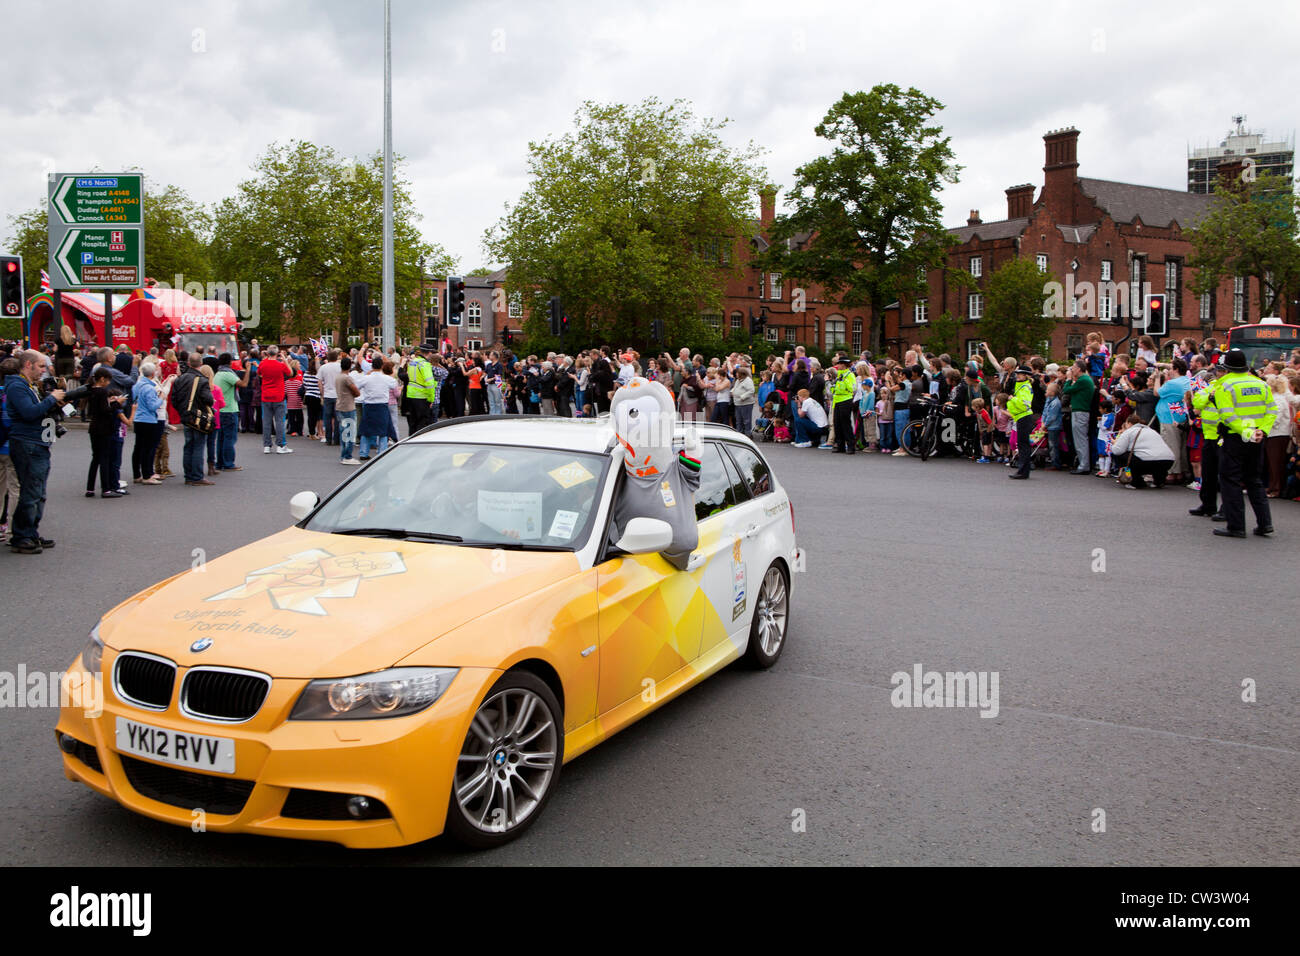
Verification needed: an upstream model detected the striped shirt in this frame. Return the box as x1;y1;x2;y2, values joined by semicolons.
303;373;320;398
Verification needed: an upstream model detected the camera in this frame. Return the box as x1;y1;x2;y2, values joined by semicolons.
40;378;69;438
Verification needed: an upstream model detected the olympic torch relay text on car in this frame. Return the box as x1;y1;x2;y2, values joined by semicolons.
55;416;798;848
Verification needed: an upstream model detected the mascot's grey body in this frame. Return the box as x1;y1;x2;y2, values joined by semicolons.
607;377;702;570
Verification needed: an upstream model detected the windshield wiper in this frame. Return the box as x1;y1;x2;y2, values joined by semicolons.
460;541;574;551
328;527;463;542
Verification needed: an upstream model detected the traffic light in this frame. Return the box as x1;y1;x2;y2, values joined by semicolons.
367;304;379;329
1144;293;1167;336
349;282;369;331
1;255;24;320
548;296;562;336
446;276;465;326
749;306;766;336
651;318;665;344
503;328;514;348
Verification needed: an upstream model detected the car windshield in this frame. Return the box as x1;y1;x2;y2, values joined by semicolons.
304;443;609;550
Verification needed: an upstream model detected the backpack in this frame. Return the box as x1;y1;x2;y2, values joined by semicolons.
180;375;215;433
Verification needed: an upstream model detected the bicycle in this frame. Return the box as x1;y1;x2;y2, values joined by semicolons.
902;398;981;462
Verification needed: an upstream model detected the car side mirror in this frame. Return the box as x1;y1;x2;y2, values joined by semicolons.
614;517;674;555
289;490;319;522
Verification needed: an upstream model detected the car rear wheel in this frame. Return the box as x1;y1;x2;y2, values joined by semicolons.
444;671;563;848
743;562;789;669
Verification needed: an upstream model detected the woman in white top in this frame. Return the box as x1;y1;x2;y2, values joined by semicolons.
710;368;732;426
358;364;399;459
1109;418;1173;489
1264;375;1296;497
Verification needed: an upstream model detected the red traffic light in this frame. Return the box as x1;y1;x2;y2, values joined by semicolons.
4;261;16;273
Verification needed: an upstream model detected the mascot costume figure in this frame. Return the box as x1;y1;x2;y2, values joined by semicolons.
608;377;702;570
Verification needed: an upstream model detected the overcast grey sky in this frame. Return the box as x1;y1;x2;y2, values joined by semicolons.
1;0;1295;272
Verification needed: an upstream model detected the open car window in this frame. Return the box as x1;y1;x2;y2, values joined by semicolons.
305;443;608;550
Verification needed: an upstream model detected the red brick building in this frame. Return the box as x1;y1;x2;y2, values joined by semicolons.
899;127;1277;363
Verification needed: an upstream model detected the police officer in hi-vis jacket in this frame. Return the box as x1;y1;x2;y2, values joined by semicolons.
1211;349;1275;539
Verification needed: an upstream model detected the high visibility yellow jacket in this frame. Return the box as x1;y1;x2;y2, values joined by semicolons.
405;356;435;401
1191;380;1222;440
1213;371;1276;438
831;369;856;405
1007;378;1034;421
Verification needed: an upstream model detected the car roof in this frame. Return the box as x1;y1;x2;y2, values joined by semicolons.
404;415;760;455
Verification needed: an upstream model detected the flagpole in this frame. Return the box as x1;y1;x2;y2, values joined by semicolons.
381;0;395;349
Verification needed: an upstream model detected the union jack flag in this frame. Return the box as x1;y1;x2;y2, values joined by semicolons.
1167;400;1186;416
40;269;52;292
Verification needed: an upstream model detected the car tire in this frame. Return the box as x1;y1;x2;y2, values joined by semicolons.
444;670;564;849
742;562;789;669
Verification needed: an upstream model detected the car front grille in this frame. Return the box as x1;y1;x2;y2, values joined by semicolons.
119;755;254;816
181;668;271;722
114;653;176;709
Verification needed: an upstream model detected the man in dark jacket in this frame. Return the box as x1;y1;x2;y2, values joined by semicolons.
173;355;215;486
4;350;66;553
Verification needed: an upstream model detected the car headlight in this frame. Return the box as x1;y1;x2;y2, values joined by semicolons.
290;667;458;720
80;624;104;677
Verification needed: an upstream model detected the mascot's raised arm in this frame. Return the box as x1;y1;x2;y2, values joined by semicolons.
608;377;702;570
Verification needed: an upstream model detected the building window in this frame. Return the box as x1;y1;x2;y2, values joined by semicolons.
467;301;482;330
852;318;862;353
1233;276;1245;323
1100;293;1112;322
730;311;743;333
966;339;982;360
769;273;783;299
508;293;522;318
1164;259;1180;319
426;294;439;320
824;318;846;350
1101;259;1112;281
969;294;983;320
812;318;819;344
757;273;765;300
969;256;982;277
765;326;779;342
701;313;722;332
1071;296;1079;318
1067;334;1084;359
1199;292;1212;323
914;299;928;324
1036;254;1048;272
465;340;483;351
1130;256;1144;316
784;327;796;345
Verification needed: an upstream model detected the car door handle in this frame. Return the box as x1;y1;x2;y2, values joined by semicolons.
743;525;760;539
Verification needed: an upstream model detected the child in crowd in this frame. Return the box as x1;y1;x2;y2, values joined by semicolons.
857;364;877;451
1042;382;1063;470
1095;399;1116;476
972;397;995;462
1085;332;1110;379
992;393;1012;463
876;384;895;452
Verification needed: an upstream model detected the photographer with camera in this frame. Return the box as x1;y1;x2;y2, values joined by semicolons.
3;350;66;554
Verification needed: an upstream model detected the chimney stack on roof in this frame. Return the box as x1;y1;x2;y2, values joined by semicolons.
760;187;776;228
967;210;982;226
1005;184;1035;219
1042;127;1081;225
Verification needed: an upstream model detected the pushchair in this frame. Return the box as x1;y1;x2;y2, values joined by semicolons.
1008;416;1056;468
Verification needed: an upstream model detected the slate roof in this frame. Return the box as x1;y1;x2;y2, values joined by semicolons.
948;217;1028;243
1078;178;1214;229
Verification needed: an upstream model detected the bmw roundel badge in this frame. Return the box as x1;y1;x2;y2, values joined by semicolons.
190;637;213;653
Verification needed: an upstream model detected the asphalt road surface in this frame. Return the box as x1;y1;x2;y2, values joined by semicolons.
2;422;1297;866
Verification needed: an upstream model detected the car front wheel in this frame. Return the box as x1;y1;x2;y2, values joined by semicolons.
743;562;789;669
444;671;563;848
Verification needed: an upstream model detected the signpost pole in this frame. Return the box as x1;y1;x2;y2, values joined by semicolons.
105;291;113;349
52;290;62;347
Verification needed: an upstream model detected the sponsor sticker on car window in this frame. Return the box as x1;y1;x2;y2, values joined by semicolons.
548;460;595;489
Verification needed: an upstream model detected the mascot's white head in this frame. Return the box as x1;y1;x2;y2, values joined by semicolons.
611;377;676;479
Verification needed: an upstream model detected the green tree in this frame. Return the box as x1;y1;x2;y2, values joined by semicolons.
4;180;215;305
211;142;452;343
485;98;767;349
980;257;1056;359
921;311;961;357
759;85;960;355
1186;172;1300;318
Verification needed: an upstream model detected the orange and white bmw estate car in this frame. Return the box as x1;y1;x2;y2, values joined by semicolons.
56;417;799;848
